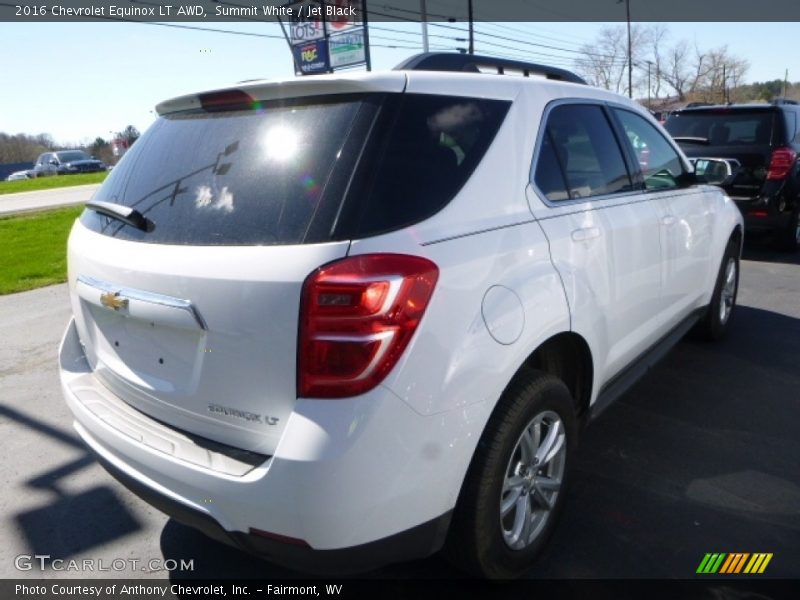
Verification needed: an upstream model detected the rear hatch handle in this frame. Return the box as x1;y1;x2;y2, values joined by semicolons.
76;275;207;331
85;200;154;232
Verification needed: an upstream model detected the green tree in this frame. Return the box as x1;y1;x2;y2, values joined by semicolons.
117;125;140;147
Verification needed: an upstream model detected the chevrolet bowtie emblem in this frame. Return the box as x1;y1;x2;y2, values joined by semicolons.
100;291;129;311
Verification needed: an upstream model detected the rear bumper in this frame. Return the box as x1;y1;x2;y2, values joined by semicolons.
59;318;461;572
87;437;451;574
732;197;793;233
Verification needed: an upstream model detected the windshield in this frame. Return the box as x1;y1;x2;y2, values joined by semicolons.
57;151;91;162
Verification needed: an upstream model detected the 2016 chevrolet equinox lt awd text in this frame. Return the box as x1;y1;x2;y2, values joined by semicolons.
59;54;743;578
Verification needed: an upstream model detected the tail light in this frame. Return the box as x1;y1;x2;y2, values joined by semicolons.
766;147;797;181
299;254;439;398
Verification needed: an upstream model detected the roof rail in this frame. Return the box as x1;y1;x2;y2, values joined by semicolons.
771;97;799;106
394;52;587;85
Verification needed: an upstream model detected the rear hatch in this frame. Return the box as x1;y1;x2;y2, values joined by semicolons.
665;107;781;199
68;77;402;455
67;74;512;455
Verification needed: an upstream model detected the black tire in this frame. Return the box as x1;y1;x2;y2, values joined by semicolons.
693;238;739;341
444;368;577;578
773;207;800;252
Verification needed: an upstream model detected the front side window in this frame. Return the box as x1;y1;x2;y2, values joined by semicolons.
533;104;632;201
614;109;685;190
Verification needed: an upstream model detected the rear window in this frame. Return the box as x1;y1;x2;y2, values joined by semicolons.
81;93;510;246
665;110;776;146
81;96;369;245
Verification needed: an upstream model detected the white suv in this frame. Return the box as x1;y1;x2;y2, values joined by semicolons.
59;54;743;578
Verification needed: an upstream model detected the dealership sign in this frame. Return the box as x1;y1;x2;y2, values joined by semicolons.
292;39;330;75
283;0;366;75
329;29;366;69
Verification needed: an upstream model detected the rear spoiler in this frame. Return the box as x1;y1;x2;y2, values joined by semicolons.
155;72;407;116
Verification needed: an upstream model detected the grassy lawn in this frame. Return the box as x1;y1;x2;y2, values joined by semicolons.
0;171;107;195
0;206;83;295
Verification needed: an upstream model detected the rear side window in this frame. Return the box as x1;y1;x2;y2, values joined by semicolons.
613;109;685;190
341;94;511;237
533;104;632;200
785;111;798;143
665;110;776;146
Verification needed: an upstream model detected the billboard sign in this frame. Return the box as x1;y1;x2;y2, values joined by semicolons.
329;29;366;69
292;39;330;75
324;0;363;35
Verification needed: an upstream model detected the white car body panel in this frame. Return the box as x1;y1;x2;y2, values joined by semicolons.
59;68;744;561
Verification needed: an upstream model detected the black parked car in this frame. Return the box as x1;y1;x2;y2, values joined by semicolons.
665;100;800;251
32;150;106;178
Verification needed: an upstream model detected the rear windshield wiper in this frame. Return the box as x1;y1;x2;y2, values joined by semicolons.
85;200;154;232
671;136;710;145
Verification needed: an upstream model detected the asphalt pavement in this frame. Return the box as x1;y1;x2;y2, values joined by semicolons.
0;184;100;216
0;239;798;580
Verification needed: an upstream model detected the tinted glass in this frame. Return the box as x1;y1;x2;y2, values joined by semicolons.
540;104;632;200
785;111;798;143
533;131;569;201
614;109;685;190
665;110;776;146
57;151;91;162
81;97;366;245
346;94;510;237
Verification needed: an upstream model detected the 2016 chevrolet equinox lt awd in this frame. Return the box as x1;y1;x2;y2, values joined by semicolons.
59;54;743;578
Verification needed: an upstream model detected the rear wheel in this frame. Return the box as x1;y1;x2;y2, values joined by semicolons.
694;238;739;341
445;369;577;578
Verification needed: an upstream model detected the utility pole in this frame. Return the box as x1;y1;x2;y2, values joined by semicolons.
618;0;632;98
362;0;372;71
784;69;789;98
420;0;429;53
467;0;474;55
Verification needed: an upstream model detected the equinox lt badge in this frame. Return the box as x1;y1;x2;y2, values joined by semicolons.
208;403;279;425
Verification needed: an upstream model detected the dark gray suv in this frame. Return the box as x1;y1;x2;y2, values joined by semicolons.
32;150;106;177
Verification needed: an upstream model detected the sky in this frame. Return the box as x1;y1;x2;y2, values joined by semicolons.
1;20;798;145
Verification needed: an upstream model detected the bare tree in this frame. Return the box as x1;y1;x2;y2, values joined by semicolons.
574;25;646;97
643;24;669;100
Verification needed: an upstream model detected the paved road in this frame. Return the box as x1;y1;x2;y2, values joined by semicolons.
1;241;798;580
0;184;100;216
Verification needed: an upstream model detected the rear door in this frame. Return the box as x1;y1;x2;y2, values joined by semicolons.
529;101;664;381
69;93;382;455
612;107;715;328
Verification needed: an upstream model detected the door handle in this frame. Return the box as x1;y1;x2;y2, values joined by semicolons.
571;227;600;242
661;215;678;226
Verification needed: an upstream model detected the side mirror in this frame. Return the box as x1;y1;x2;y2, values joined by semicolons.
49;159;59;166
691;158;739;186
